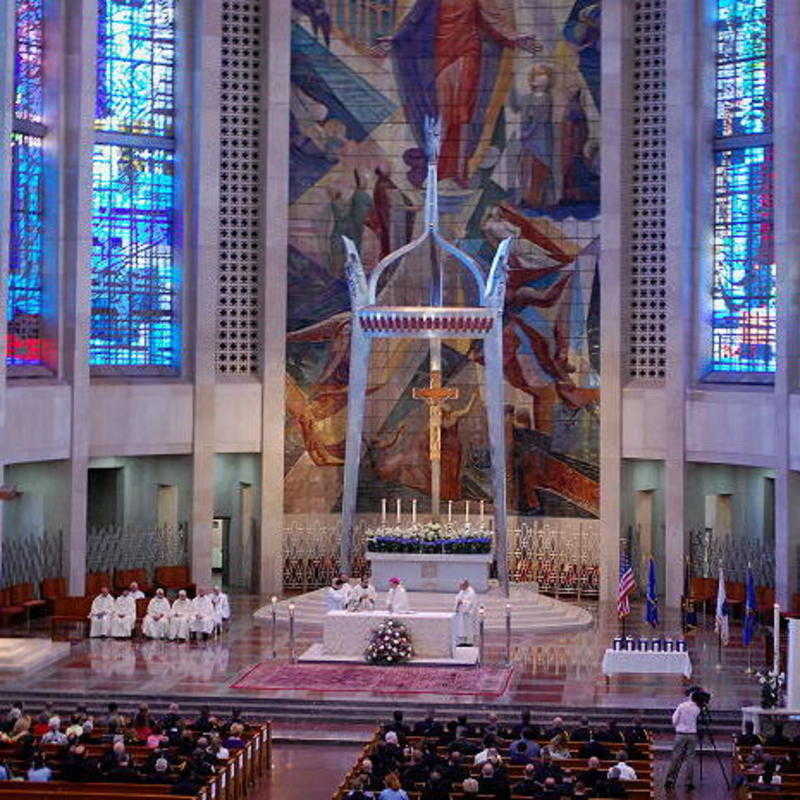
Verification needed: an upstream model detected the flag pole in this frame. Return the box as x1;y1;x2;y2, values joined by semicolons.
716;627;722;670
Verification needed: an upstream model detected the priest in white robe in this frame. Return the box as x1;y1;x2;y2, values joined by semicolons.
210;586;230;629
110;590;136;639
190;589;216;639
128;582;146;600
142;588;171;639
386;578;411;613
348;576;377;611
454;580;478;645
325;579;349;611
338;574;352;606
88;587;115;638
169;590;192;641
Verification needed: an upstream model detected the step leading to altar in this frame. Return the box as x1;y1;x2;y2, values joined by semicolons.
367;552;493;593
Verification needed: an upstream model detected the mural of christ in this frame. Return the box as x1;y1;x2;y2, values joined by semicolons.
382;0;540;185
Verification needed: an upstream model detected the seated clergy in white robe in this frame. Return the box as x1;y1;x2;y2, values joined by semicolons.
325;579;349;611
88;587;115;638
190;590;216;638
210;586;230;627
348;577;377;611
454;579;478;645
110;590;136;638
142;588;171;639
169;590;192;641
128;582;146;601
386;578;411;613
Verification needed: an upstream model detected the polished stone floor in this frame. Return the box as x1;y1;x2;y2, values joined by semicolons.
0;593;764;712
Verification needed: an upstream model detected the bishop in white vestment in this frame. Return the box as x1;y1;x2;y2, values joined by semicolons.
325;579;349;611
386;578;411;613
169;590;192;641
454;580;478;645
142;589;171;639
348;577;377;611
190;590;216;637
88;587;115;638
110;590;136;638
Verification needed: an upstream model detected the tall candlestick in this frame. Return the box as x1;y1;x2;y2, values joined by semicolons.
412;499;417;524
448;501;453;522
774;603;781;674
479;500;485;522
381;498;387;524
396;498;401;524
465;500;470;523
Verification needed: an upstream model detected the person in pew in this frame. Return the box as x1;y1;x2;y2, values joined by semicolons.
129;582;146;600
438;720;459;747
98;739;129;775
542;733;571;760
474;734;499;765
0;710;31;744
0;759;12;781
455;714;476;739
539;776;566;799
108;753;143;783
89;586;115;638
510;740;532;764
593;766;628;798
738;720;764;747
384;710;412;741
510;763;540;796
510;728;541;760
143;588;171;639
378;771;410;800
346;774;376;800
419;739;443;771
40;716;68;746
440;749;468;786
482;713;508;741
64;713;86;740
578;736;610;760
177;727;199;755
134;703;155;739
33;707;54;737
146;722;169;750
766;721;792;746
602;720;625;744
461;777;479;797
624;715;649;743
608;750;637;781
26;754;52;782
191;704;220;733
577;756;603;789
572;779;591;798
359;758;384;792
1;701;23;734
512;710;541;740
476;761;510;800
533;751;564;784
570;716;593;742
400;748;428;787
160;702;183;734
413;709;443;738
171;767;203;796
143;756;176;785
61;743;90;782
421;767;450;800
110;588;136;638
223;722;246;750
544;716;567;739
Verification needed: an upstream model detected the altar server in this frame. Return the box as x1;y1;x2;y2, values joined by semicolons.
169;590;192;641
128;582;145;600
142;588;171;639
190;589;216;640
210;586;230;629
325;578;349;611
348;576;377;611
110;589;137;639
338;574;353;605
88;586;115;638
454;579;478;645
386;577;411;613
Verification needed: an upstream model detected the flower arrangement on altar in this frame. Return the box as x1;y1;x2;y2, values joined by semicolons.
365;618;413;665
755;668;785;709
366;521;492;554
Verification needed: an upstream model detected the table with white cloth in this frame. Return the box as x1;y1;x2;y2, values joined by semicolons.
323;610;457;659
601;648;693;682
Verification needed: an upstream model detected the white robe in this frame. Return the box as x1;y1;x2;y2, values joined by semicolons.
325;586;349;611
129;590;145;601
211;592;230;623
348;583;377;611
190;595;216;635
454;586;478;643
169;598;192;640
142;597;171;639
88;594;115;637
110;595;136;638
386;585;411;614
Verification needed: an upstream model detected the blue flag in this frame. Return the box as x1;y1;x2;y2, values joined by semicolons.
645;557;659;627
743;565;757;646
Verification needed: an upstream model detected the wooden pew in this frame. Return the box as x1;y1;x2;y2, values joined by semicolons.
50;595;92;640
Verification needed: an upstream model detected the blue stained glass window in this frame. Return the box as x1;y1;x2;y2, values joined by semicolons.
90;144;178;368
14;0;43;124
95;0;175;136
8;133;45;366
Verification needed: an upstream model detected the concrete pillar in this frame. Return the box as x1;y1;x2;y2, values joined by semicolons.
787;619;800;708
258;0;291;597
598;0;631;602
184;1;222;591
662;0;698;606
60;0;96;595
773;0;800;607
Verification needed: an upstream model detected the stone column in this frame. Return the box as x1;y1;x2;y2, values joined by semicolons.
184;0;222;591
258;0;291;596
773;0;800;606
598;0;631;603
60;0;96;595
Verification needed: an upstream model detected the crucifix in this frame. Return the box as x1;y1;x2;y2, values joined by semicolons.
412;345;459;519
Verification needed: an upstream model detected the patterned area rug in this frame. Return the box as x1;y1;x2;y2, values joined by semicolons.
231;662;513;697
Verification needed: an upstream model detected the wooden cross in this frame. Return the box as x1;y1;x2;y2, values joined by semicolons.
412;370;459;463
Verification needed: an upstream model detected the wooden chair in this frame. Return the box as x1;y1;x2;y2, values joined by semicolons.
726;580;746;616
9;583;47;629
757;585;776;614
85;572;111;596
153;565;195;596
0;589;25;629
50;595;92;640
688;576;716;617
114;567;152;594
40;577;66;612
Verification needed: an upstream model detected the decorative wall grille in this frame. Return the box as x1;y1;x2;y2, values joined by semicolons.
628;0;667;380
217;0;262;375
86;523;188;576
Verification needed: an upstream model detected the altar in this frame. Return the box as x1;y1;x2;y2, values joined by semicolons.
367;552;493;593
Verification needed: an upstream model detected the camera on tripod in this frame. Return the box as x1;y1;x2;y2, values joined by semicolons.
690;687;712;709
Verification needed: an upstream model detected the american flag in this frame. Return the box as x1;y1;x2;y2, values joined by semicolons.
618;554;636;618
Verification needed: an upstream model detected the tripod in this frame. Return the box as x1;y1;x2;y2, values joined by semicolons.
697;707;730;789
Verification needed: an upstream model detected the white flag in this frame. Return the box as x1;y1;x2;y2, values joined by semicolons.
715;567;729;646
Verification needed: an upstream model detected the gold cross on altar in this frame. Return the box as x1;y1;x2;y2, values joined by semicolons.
412;371;459;462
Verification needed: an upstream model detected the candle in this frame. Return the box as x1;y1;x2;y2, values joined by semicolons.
448;500;453;522
270;595;277;608
412;499;417;524
465;501;470;523
288;602;295;617
480;500;485;522
381;498;387;524
396;498;401;524
774;603;781;674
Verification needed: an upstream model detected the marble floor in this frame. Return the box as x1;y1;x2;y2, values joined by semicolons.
0;593;765;714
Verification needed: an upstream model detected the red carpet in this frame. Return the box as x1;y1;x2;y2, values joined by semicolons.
231;662;513;697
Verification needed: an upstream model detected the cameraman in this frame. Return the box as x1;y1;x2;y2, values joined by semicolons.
664;688;704;791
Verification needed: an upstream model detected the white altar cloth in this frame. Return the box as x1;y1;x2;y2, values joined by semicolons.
601;648;692;678
323;610;456;659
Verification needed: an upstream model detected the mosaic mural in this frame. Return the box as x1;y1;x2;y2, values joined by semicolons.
286;0;601;517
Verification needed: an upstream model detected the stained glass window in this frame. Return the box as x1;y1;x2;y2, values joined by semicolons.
95;0;175;136
92;0;178;370
711;0;774;376
14;0;43;124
